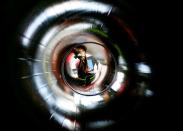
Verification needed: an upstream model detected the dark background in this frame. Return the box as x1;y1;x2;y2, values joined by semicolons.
2;0;178;130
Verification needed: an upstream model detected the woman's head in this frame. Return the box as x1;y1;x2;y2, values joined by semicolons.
74;45;87;59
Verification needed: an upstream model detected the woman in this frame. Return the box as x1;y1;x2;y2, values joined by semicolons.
74;45;94;85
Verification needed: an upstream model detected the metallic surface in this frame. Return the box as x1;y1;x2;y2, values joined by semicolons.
15;0;153;130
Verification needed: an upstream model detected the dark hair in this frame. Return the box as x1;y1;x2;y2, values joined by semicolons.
73;45;86;54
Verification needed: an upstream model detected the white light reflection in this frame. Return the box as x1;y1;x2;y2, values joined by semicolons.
111;72;125;92
63;23;93;33
22;1;112;47
56;98;78;114
21;36;31;48
50;111;65;124
40;26;60;46
45;1;112;17
62;119;75;131
37;86;55;106
22;13;47;47
74;94;103;109
51;111;80;131
118;56;128;70
145;89;154;97
136;63;151;74
88;120;115;129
